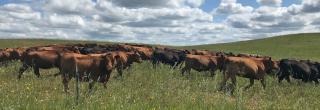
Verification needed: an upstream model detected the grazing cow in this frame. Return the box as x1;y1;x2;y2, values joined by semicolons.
107;51;142;77
17;50;62;79
277;59;318;83
181;54;224;77
219;56;277;91
59;53;116;93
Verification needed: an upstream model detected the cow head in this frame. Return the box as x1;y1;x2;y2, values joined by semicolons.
217;54;227;71
131;51;143;63
263;57;279;74
0;51;10;62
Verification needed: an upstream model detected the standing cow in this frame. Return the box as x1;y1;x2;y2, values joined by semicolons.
59;53;117;93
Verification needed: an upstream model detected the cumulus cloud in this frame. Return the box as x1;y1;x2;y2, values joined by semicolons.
257;0;282;7
213;0;253;15
0;0;319;45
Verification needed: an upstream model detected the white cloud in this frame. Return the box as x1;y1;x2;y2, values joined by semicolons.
257;0;282;7
213;0;253;15
0;0;319;45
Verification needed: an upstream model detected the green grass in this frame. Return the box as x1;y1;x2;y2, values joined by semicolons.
1;33;320;110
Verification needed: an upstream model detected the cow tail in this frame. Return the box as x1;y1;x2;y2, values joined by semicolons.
56;51;63;70
114;55;121;67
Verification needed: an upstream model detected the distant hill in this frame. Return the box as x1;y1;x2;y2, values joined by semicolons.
183;33;320;60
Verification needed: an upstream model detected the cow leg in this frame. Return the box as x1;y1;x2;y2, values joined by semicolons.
244;78;254;90
218;72;230;91
61;73;71;93
103;71;112;89
230;74;237;94
285;76;291;83
88;74;99;94
313;78;319;84
17;64;29;79
181;67;186;75
260;78;266;89
152;60;157;69
115;67;123;79
33;65;40;78
88;79;96;94
278;73;287;83
210;68;217;77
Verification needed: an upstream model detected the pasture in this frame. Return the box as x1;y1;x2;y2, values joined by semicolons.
1;33;320;110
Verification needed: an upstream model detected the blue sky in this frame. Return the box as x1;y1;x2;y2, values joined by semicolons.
201;0;302;22
200;0;301;12
0;0;319;45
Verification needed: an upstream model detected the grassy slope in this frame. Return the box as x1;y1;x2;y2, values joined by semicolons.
184;33;320;60
0;33;319;110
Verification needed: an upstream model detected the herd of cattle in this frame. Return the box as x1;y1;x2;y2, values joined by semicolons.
0;43;320;93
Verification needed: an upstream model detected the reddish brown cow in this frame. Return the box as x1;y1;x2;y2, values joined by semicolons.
181;54;224;77
0;48;12;63
191;49;216;56
17;50;61;79
130;46;153;60
59;53;116;93
0;48;26;65
107;51;142;77
219;56;277;91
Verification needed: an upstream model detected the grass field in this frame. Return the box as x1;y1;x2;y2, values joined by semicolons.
0;33;320;110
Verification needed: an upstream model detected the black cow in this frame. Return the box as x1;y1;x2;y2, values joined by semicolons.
151;48;189;69
277;59;319;84
300;60;320;79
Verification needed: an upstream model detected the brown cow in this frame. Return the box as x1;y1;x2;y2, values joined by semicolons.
59;53;116;93
0;48;26;66
17;50;62;79
9;48;26;60
219;56;277;92
130;46;153;60
0;48;12;63
107;51;142;78
191;49;216;56
181;54;224;77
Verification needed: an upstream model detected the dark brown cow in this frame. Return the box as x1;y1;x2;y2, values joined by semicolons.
17;50;61;79
219;56;277;92
9;48;26;60
191;49;216;56
181;54;224;77
59;53;116;93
